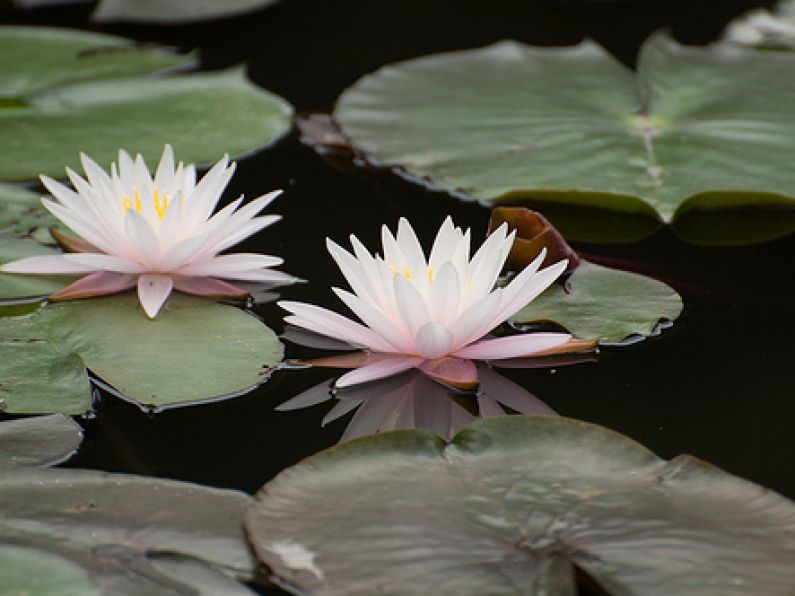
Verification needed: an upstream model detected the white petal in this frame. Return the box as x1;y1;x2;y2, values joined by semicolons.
335;355;423;387
64;253;146;273
327;239;378;305
205;214;281;256
395;217;426;270
154;144;175;189
428;216;459;271
215;269;298;283
427;261;460;325
137;274;174;318
333;287;411;352
453;333;571;360
415;322;454;359
449;288;502;349
124;210;161;267
177;253;283;277
1;254;96;274
493;256;567;324
279;300;394;351
392;273;430;340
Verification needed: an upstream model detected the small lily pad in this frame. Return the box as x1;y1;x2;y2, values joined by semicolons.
0;414;83;467
0;293;283;413
0;467;255;592
0;26;293;181
245;416;795;595
512;260;682;345
334;33;795;225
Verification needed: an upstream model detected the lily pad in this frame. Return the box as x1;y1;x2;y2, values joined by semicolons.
0;236;77;300
93;0;280;23
0;293;283;413
0;183;57;237
511;260;682;345
334;33;795;224
0;26;293;181
0;414;83;467
0;467;254;592
245;416;795;595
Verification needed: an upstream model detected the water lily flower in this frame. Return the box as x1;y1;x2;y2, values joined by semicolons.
1;145;296;318
279;217;588;389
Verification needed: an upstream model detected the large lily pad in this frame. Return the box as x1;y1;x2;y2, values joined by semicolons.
0;183;57;237
0;414;83;467
511;260;683;345
334;33;795;223
246;416;795;595
0;294;283;413
0;26;293;181
0;467;255;593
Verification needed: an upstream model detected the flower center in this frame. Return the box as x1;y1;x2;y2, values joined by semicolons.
388;265;435;283
122;187;170;220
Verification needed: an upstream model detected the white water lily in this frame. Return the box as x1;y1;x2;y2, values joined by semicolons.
279;217;580;388
1;145;295;318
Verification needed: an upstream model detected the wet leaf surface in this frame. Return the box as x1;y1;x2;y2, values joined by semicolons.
246;416;795;595
92;0;280;24
0;235;77;300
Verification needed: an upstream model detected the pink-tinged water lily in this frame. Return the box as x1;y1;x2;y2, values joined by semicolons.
279;217;590;389
1;145;296;318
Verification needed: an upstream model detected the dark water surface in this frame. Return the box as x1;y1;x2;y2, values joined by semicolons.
3;0;793;513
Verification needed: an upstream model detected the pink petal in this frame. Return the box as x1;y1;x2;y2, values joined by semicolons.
137;274;174;319
418;357;479;391
453;333;572;360
173;276;249;299
302;351;376;369
336;354;423;388
49;271;137;301
1;254;96;274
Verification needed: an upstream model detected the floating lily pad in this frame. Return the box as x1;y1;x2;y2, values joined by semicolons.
0;468;254;592
0;294;283;413
0;414;83;467
0;236;78;300
0;183;57;237
511;260;682;345
0;26;293;181
334;33;795;224
246;416;795;595
93;0;280;23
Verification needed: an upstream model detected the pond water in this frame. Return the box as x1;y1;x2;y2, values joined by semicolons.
2;0;793;570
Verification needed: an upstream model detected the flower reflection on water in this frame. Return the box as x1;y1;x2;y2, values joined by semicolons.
278;352;597;442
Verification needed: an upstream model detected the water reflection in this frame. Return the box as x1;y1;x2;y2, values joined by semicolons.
278;354;596;442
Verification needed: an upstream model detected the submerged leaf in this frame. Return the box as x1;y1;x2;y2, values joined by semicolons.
92;0;280;23
512;260;682;345
334;33;795;226
0;26;292;181
246;416;795;595
0;414;83;467
0;293;283;413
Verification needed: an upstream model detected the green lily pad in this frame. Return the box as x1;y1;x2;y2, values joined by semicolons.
334;33;795;224
511;260;683;345
0;236;77;300
92;0;280;23
0;26;293;181
0;294;283;413
0;183;57;237
0;414;83;467
0;467;255;592
246;416;795;595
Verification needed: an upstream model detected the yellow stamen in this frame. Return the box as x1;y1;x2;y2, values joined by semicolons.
402;267;411;280
134;189;142;213
122;196;133;212
427;267;434;282
153;187;169;221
